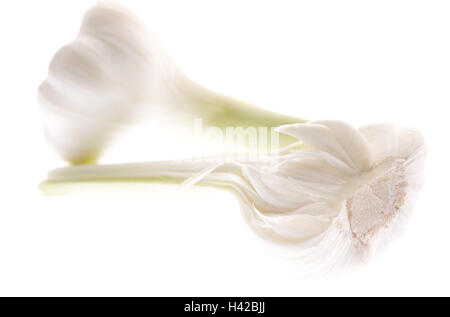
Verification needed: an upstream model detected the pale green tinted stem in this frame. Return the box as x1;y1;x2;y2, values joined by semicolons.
40;160;227;195
39;177;183;196
172;76;306;148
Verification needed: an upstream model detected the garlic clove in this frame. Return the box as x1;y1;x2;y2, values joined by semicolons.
359;123;398;164
314;120;373;171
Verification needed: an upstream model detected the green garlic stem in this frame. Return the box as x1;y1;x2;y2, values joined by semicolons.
171;75;306;148
40;160;232;195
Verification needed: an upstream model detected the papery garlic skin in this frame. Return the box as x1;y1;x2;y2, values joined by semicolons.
39;3;302;164
42;120;426;272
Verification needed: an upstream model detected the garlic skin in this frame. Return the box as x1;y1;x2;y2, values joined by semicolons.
42;120;426;273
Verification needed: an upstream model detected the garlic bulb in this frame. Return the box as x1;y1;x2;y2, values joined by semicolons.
39;3;163;163
39;3;302;164
42;120;426;272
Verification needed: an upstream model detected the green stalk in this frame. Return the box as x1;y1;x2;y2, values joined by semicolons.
40;177;184;196
169;75;306;149
40;160;232;196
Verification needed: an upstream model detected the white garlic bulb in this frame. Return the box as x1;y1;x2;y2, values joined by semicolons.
43;120;426;273
39;3;303;164
39;3;170;163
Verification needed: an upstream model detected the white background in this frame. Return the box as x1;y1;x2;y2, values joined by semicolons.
0;0;449;296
